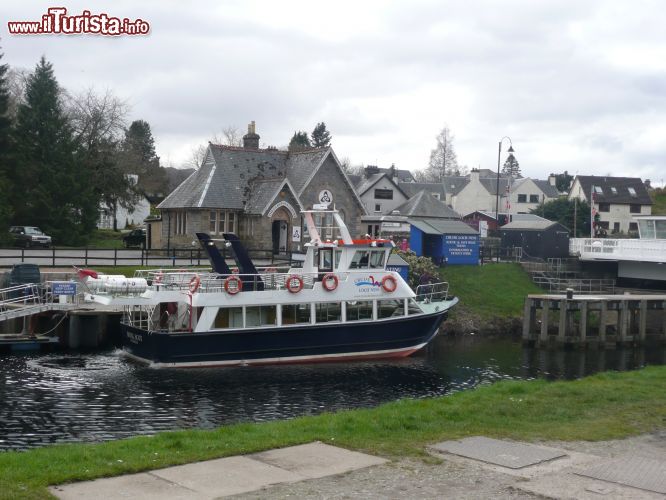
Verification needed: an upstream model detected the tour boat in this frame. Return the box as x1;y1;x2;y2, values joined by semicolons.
82;209;458;368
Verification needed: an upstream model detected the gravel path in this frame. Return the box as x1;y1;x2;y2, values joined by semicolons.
230;432;666;499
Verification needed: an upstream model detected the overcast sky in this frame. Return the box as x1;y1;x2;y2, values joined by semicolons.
3;1;665;185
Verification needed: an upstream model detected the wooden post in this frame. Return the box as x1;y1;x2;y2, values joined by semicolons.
599;300;608;344
639;300;647;342
558;299;567;342
522;298;532;341
579;301;588;343
619;299;629;343
540;299;550;342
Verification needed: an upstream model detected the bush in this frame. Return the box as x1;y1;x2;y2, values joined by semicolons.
394;249;440;289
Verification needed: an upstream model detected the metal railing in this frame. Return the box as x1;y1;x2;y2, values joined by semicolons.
570;237;666;263
0;281;80;322
530;275;615;294
415;281;449;303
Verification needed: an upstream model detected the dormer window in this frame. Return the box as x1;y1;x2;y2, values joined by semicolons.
628;187;637;197
610;187;617;195
594;186;603;194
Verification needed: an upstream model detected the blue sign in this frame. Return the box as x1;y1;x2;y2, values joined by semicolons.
443;234;479;265
52;282;77;295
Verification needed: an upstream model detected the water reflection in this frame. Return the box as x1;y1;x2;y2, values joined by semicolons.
0;337;664;451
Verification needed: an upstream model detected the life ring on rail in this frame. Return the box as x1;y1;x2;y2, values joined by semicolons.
286;275;304;293
224;275;242;295
322;273;338;292
154;272;163;284
381;275;397;293
188;275;201;293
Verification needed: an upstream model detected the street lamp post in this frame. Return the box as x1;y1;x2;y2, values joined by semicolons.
495;137;514;225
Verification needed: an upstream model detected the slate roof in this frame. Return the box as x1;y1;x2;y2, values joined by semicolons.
501;220;567;231
354;173;384;196
575;175;652;205
399;182;446;200
394;190;460;219
409;218;478;235
533;180;560;198
479;177;510;196
244;178;289;215
284;148;330;194
441;176;469;196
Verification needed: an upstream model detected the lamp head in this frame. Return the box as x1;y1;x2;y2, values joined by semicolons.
507;145;515;153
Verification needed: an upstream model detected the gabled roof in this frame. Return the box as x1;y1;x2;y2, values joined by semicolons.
441;176;469;195
532;179;560;198
244;178;303;215
399;182;446;199
394;190;460;219
501;220;568;231
284;148;330;194
409;218;478;235
354;172;408;198
575;175;652;205
479;177;510;196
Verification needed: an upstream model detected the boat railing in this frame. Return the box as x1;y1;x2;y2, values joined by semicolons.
415;281;449;303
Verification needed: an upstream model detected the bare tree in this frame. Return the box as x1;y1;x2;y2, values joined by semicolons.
68;87;129;149
5;67;29;119
426;125;459;182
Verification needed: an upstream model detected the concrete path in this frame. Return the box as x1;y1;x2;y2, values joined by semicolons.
49;442;387;499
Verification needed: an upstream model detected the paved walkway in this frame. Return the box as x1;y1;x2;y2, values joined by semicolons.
50;434;666;499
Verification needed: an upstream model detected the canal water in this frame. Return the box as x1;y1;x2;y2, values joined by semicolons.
1;336;665;451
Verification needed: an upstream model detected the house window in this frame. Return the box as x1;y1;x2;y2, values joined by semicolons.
598;203;610;212
628;187;637;197
175;211;187;235
374;204;381;212
629;222;638;232
613;222;620;233
209;210;237;234
374;189;393;200
529;194;540;203
517;194;527;203
630;204;641;213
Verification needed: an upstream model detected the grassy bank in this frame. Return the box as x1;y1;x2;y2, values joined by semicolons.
1;365;665;499
441;263;542;320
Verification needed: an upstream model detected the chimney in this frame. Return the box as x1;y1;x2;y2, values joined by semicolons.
548;174;557;187
470;168;480;182
242;121;260;149
365;165;379;178
389;163;396;179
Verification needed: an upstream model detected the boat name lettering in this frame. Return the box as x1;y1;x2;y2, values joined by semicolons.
126;332;143;344
354;276;381;287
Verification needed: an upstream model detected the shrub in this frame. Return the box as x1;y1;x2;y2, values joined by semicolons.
394;249;440;289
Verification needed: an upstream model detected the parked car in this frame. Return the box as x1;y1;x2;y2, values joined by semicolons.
9;226;52;248
122;228;146;248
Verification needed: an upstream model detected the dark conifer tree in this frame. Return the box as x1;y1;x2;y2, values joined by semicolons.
0;45;13;243
121;119;167;195
311;122;331;148
288;131;311;151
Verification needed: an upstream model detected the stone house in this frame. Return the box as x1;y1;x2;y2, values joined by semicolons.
157;123;366;252
568;175;652;234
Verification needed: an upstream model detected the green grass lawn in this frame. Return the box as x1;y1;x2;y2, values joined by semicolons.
1;365;664;499
441;263;542;319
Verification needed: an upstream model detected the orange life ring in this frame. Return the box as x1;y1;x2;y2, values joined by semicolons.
381;275;397;293
188;275;201;293
154;272;163;284
286;275;304;293
224;276;242;295
322;273;338;291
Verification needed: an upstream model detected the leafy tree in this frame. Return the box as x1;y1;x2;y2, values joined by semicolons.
501;153;521;178
530;197;590;237
121;119;167;195
554;170;573;193
426;126;458;181
288;130;311;151
0;45;13;244
311;122;331;148
394;249;440;289
13;57;99;245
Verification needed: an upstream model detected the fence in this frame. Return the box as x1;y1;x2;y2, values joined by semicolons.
0;247;303;269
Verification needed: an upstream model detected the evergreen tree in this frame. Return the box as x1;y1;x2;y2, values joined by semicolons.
0;45;13;244
531;198;590;237
121;119;167;195
555;170;573;193
501;153;522;178
311;122;331;148
288;130;311;151
426;126;458;181
13;57;99;245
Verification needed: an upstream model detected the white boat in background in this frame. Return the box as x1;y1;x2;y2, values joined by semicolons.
82;209;458;368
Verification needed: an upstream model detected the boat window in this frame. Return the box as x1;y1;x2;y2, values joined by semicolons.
334;250;342;269
639;219;656;239
346;301;373;321
369;251;386;269
377;299;405;319
245;305;277;327
319;248;333;272
407;299;423;315
315;302;341;323
214;307;243;328
656;220;666;239
350;251;369;269
282;304;311;325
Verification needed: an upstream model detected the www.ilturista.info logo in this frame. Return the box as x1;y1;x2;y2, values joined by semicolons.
7;8;150;36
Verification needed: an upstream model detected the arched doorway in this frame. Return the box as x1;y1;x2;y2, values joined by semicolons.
271;207;291;255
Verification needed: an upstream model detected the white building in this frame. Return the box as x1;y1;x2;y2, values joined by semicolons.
98;174;152;230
